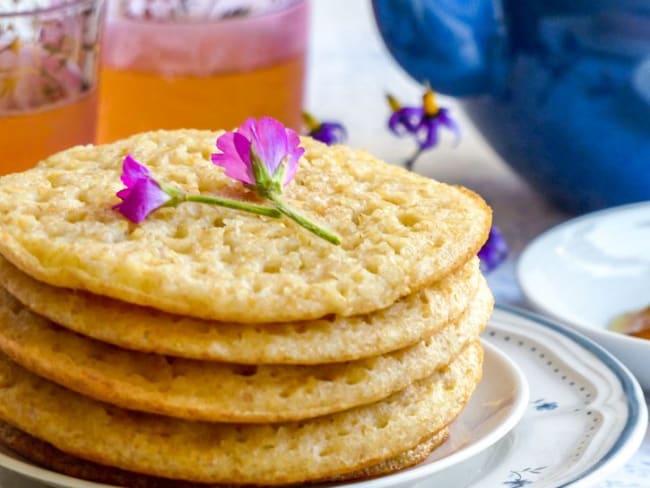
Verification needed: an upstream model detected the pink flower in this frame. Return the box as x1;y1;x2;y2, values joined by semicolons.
212;116;305;191
113;155;175;223
113;154;282;223
211;117;339;245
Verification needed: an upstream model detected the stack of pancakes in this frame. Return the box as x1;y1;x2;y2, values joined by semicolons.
0;131;493;486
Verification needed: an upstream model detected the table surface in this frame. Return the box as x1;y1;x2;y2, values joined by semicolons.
306;1;650;486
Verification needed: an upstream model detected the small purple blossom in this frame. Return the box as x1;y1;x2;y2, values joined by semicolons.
386;87;460;170
113;155;174;223
309;121;347;145
302;112;347;145
212;116;304;190
113;155;281;223
415;106;460;149
388;105;423;135
478;226;509;272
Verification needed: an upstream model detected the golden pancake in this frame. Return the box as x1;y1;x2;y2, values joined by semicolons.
0;279;491;422
0;255;480;364
0;130;491;322
0;421;449;487
0;342;482;485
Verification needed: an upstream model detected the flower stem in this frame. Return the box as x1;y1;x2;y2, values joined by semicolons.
184;194;281;218
404;146;426;171
268;194;341;245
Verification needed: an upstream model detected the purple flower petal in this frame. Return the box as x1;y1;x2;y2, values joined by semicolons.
478;226;509;272
249;116;289;175
121;154;151;186
388;111;404;134
283;127;304;185
401;107;425;131
310;122;347;145
211;116;305;190
212;132;254;185
236;117;257;141
113;156;172;223
418;119;440;149
388;107;424;135
114;178;170;223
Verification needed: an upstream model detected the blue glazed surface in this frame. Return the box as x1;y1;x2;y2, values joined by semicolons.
372;0;650;213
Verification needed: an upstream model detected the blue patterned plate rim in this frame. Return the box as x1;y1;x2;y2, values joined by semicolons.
495;304;648;487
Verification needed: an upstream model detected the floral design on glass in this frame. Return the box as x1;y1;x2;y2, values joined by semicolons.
0;1;101;114
122;0;300;21
503;466;547;487
533;398;559;412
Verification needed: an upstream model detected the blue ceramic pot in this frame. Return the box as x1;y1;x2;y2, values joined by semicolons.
373;0;650;213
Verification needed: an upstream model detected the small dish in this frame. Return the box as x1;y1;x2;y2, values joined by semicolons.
517;201;650;388
357;307;646;488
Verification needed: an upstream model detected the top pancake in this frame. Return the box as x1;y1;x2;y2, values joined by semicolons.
0;130;491;322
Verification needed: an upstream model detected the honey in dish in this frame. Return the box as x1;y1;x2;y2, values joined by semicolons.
609;306;650;340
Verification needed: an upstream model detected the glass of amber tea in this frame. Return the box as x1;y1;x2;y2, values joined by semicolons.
99;0;307;143
0;0;104;174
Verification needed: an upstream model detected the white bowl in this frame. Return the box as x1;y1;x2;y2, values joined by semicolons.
518;201;650;390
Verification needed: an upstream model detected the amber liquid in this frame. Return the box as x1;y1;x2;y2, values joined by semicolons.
0;92;97;174
98;55;305;143
610;306;650;340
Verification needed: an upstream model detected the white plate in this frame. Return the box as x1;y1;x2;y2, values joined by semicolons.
0;308;645;488
517;201;650;388
0;340;528;488
345;308;646;487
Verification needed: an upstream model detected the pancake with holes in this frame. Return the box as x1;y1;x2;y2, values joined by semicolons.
0;342;482;485
0;255;481;364
0;278;492;422
0;421;450;487
0;130;491;323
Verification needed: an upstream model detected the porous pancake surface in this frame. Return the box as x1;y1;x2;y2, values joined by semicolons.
0;255;480;364
0;421;449;487
0;343;482;485
0;130;491;322
0;279;492;422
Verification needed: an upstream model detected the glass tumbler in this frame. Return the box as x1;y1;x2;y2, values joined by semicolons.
0;0;104;173
99;0;308;143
